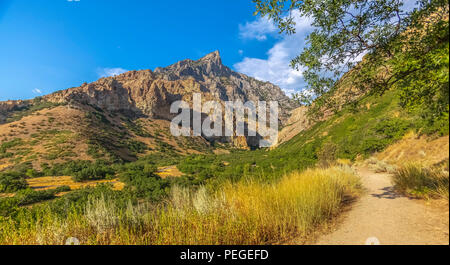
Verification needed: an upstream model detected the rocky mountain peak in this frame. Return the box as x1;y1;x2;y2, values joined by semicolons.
33;52;298;124
154;50;230;79
198;50;222;65
1;52;299;148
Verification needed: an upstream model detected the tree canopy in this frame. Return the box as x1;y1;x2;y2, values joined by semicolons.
253;0;449;125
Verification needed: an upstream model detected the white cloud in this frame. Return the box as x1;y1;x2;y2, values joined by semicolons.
32;88;43;94
98;67;128;78
238;49;244;55
235;11;313;95
238;16;277;41
236;4;416;96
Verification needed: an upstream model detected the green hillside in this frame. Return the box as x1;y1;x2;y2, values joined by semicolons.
0;1;448;245
173;83;448;188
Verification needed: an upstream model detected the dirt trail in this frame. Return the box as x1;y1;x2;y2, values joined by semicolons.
315;167;449;245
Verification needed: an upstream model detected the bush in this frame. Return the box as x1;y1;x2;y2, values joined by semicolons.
119;163;169;201
5;101;62;123
0;139;23;159
73;161;115;182
0;139;23;153
25;169;44;178
10;162;34;175
127;140;148;155
0;171;28;193
392;163;449;200
366;158;397;173
40;160;116;182
126;120;151;137
316;142;338;167
0;197;20;217
41;184;132;218
14;186;71;206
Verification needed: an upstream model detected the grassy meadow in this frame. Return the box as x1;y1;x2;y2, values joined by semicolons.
0;166;360;245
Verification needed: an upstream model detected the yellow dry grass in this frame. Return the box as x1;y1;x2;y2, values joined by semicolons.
27;176;125;191
0;166;361;245
376;133;449;166
337;158;352;166
213;149;231;155
0;164;9;171
156;166;184;179
0;193;15;198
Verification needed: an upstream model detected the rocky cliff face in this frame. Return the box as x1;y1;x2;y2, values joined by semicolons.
2;51;297;150
44;51;297;123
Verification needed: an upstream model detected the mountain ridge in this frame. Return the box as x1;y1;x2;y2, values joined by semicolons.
2;51;297;123
0;51;298;170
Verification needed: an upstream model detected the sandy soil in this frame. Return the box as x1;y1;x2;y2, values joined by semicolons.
315;167;449;245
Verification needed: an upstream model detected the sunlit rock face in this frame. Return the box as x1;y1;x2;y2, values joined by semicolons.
4;51;298;148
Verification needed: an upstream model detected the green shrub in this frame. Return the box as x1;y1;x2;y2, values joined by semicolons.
0;138;23;154
40;160;115;181
87;141;105;159
0;197;20;217
73;161;115;182
126;120;151;137
25;169;44;178
86;111;110;125
0;171;28;193
14;186;71;206
127;140;148;155
41;184;132;218
119;163;169;201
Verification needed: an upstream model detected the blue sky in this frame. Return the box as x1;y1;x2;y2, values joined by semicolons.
0;0;292;101
0;0;417;101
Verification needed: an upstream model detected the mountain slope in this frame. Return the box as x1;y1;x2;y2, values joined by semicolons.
0;51;297;172
43;51;296;121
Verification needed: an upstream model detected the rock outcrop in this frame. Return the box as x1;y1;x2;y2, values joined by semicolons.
2;51;297;149
44;51;297;124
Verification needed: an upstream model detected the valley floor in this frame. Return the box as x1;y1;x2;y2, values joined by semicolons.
313;168;449;245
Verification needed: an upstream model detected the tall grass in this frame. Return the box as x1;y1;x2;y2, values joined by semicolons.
365;157;397;174
392;162;449;200
0;166;360;245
